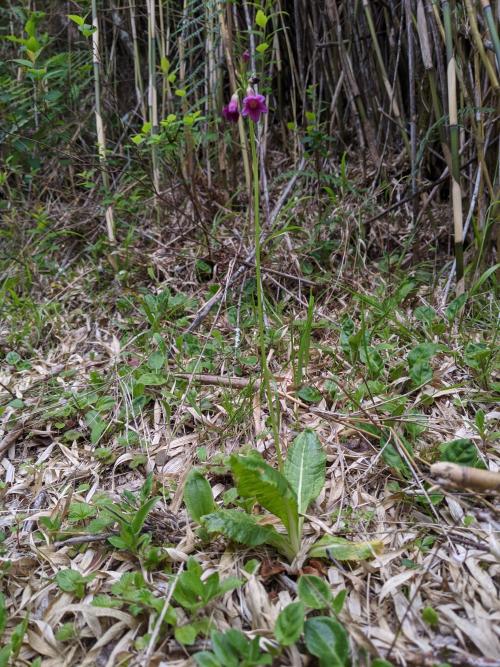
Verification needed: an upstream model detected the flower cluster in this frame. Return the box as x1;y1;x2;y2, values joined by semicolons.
222;88;268;124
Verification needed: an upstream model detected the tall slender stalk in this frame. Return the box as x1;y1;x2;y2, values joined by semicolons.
147;0;160;200
91;0;116;251
248;120;282;469
442;0;464;293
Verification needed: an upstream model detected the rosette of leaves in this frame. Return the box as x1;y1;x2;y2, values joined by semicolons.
184;429;326;561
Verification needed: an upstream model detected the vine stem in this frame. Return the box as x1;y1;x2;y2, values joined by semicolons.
248;119;283;470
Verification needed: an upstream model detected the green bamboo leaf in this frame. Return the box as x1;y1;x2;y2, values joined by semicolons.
230;454;298;533
184;469;216;523
309;535;383;560
284;429;325;515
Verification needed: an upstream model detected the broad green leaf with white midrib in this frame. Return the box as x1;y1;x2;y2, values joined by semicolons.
284;429;326;517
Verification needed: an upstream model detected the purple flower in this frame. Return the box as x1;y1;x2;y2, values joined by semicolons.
242;50;250;63
241;91;268;123
222;93;240;123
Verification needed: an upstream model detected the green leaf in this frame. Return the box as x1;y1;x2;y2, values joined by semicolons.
255;10;268;28
55;570;91;599
193;652;220;667
230;454;298;533
184;469;216;523
256;42;269;53
136;373;169;386
284;429;325;516
414;306;436;326
309;535;383;560
439;438;484;469
275;601;304;646
372;660;395;667
297;386;323;403
130;496;160;534
67;14;85;26
147;351;165;370
298;574;334;610
0;646;11;667
304;617;349;667
5;351;20;365
202;510;293;559
175;623;199;645
0;593;6;634
445;293;467;321
421;606;439;627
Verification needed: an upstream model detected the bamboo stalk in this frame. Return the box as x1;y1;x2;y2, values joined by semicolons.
480;0;500;72
442;0;464;293
91;0;116;251
129;0;147;122
463;0;499;91
362;0;410;154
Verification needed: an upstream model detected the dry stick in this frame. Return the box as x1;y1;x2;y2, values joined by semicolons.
180;158;306;338
91;0;116;250
442;0;464;294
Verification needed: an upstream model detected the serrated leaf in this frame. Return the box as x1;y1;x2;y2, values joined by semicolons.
309;535;383;560
230;454;298;533
184;469;216;523
284;429;325;516
202;510;293;559
298;574;334;609
304;616;349;667
275;601;304;646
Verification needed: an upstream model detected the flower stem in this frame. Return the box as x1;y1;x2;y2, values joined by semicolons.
248;120;283;469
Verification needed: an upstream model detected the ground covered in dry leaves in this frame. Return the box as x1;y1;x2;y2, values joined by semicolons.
1;171;499;667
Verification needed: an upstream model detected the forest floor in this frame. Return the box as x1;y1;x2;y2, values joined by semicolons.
1;164;499;667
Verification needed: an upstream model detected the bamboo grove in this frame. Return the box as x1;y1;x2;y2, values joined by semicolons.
0;1;499;291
